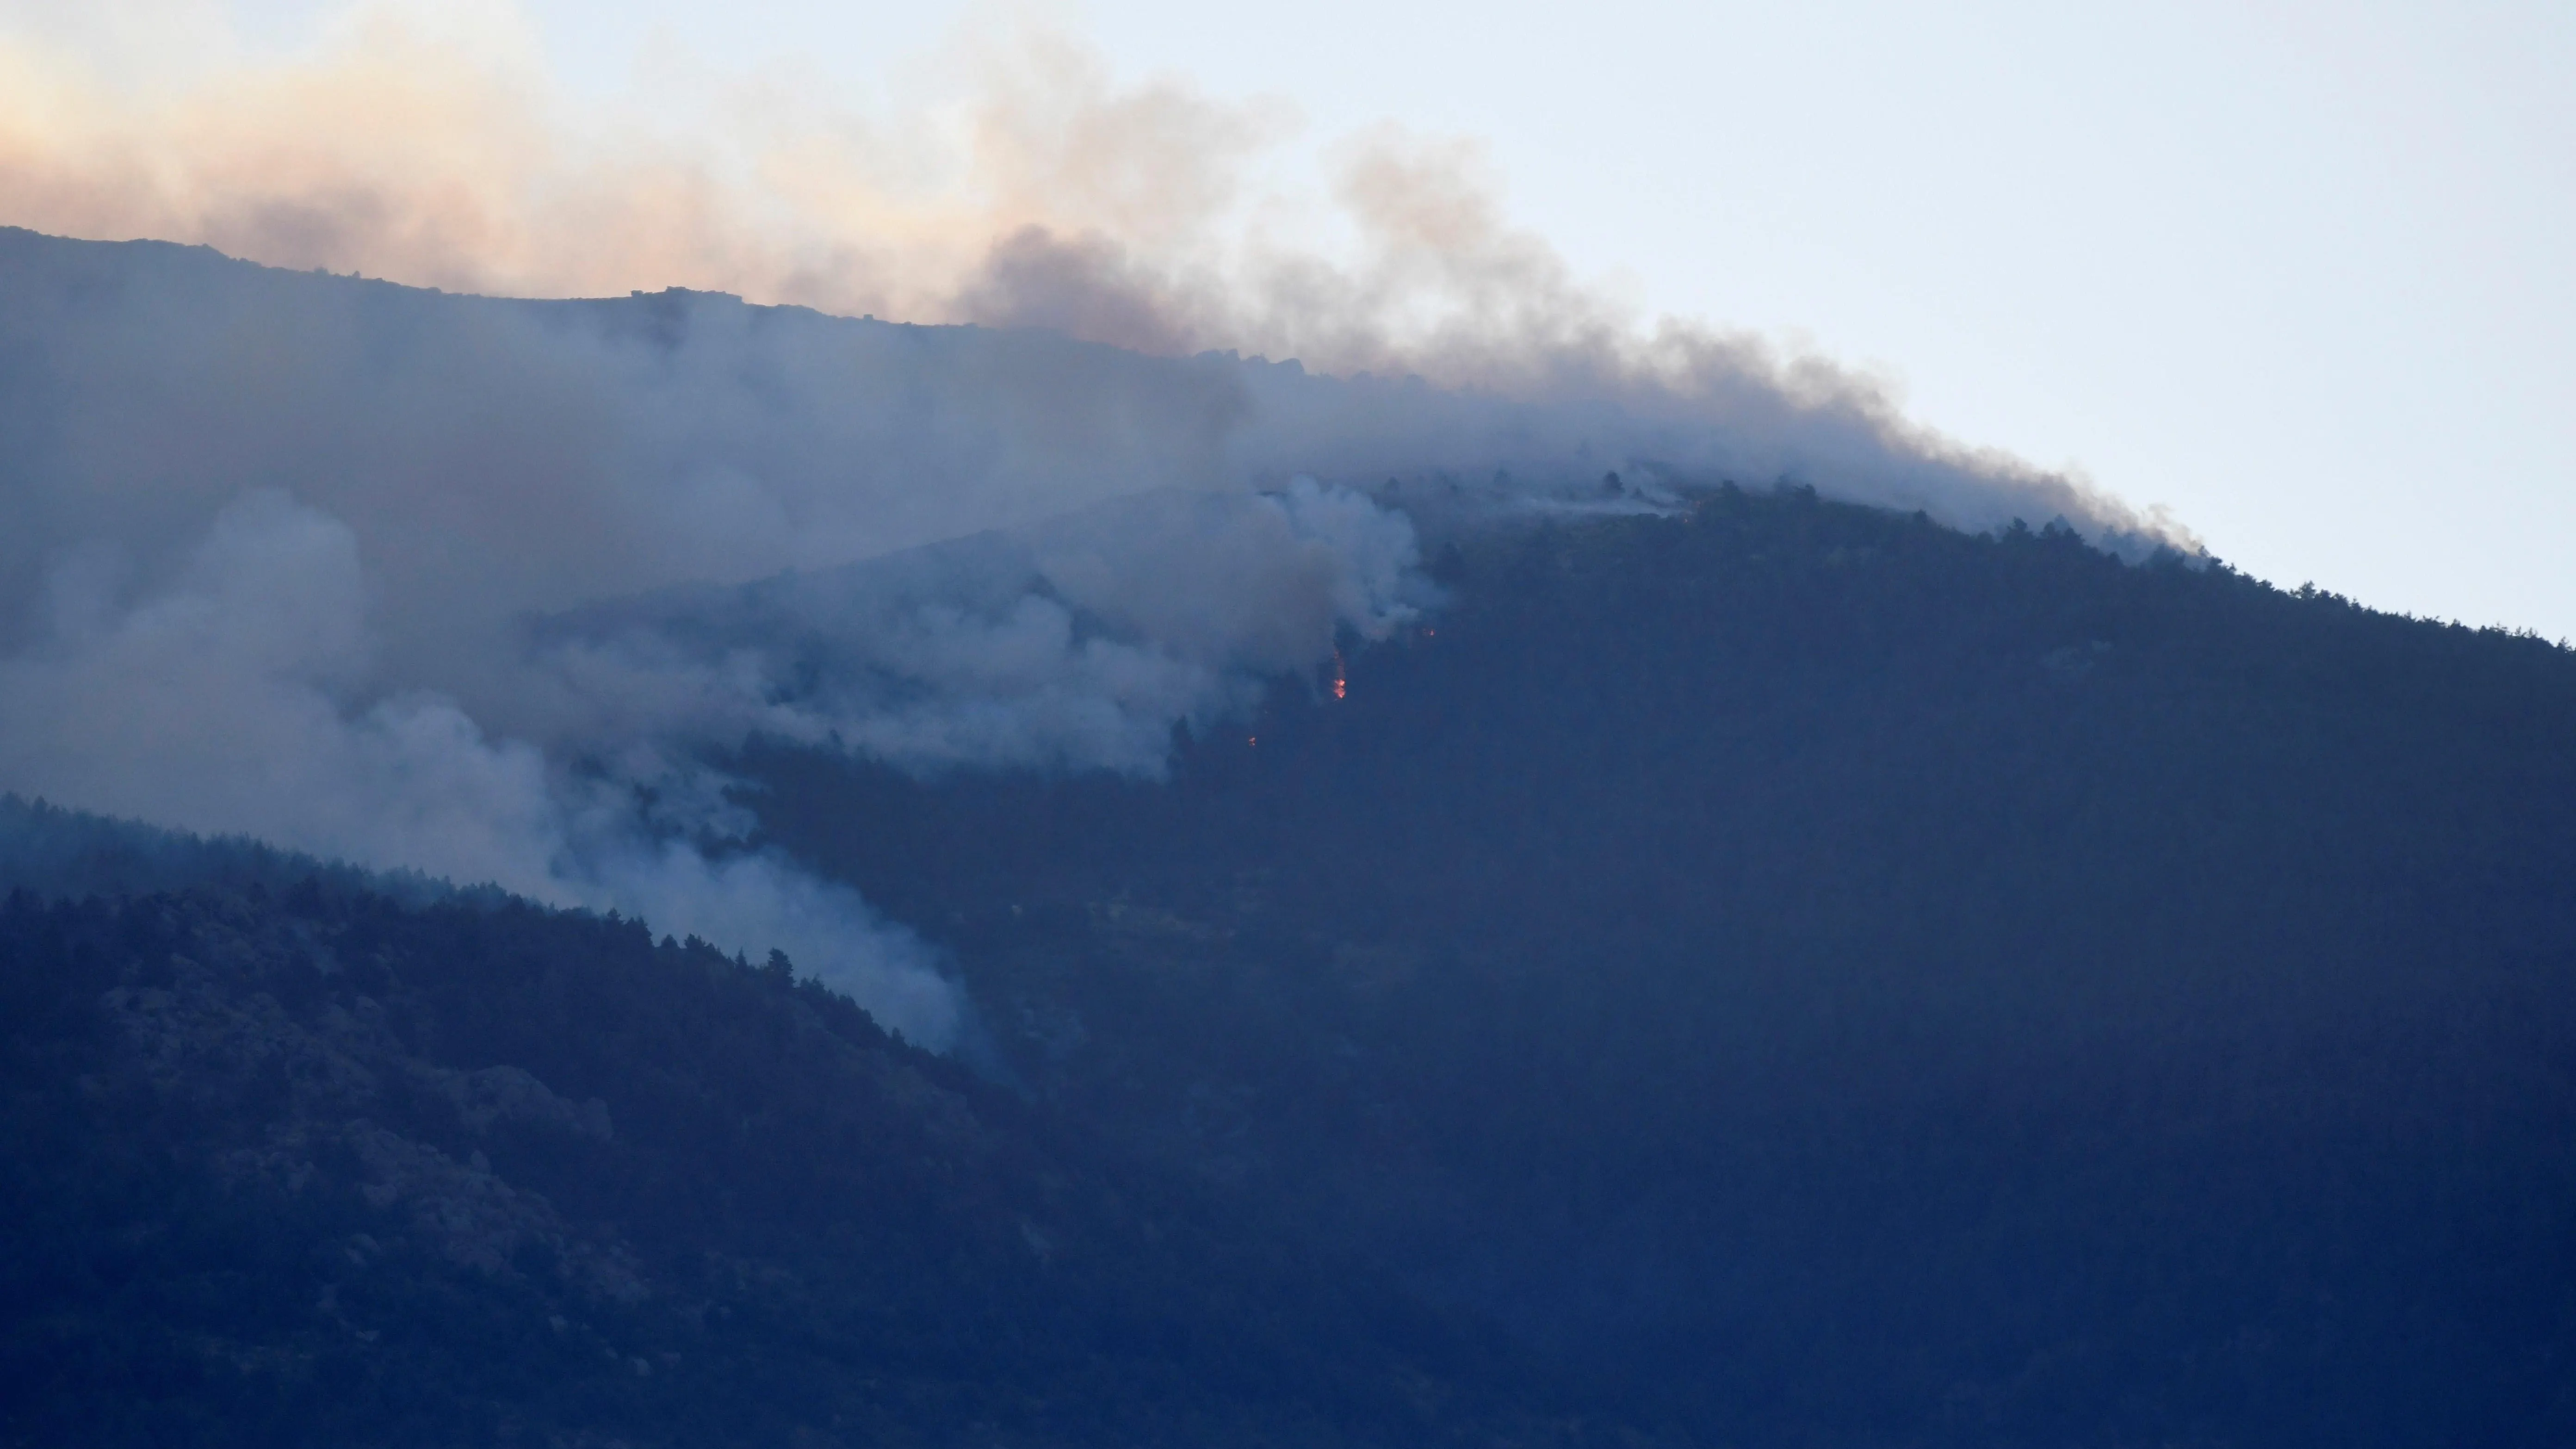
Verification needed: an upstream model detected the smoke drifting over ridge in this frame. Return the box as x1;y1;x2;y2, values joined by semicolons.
0;4;2176;540
0;230;1445;1044
0;231;2171;1047
0;9;2192;1044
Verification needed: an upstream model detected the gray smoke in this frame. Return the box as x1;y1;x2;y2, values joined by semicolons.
0;226;2180;1046
535;479;1426;776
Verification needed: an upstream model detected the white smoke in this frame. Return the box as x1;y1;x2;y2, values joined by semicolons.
0;491;555;891
535;479;1428;776
0;5;2183;546
0;6;2199;1047
0;229;2198;1051
0;242;1476;1044
0;486;961;1041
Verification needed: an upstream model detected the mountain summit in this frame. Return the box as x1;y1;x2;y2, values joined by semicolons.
3;232;2572;1446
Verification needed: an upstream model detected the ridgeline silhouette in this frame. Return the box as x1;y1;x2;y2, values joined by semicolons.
6;438;2574;1446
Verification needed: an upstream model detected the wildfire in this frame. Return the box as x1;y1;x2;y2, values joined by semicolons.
1330;650;1348;701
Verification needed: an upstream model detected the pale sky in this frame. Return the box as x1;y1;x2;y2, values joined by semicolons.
18;0;2576;637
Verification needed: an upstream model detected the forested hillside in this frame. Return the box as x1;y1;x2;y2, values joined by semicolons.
0;879;1599;1447
749;486;2576;1446
6;485;2573;1446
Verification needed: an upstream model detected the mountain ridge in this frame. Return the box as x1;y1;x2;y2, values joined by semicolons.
2;227;2572;1446
744;489;2576;1443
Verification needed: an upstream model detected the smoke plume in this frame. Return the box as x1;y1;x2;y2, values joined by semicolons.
0;2;2181;544
0;5;2193;1046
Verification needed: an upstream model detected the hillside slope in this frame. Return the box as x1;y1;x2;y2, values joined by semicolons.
6;483;2572;1446
0;876;1602;1448
748;488;2576;1445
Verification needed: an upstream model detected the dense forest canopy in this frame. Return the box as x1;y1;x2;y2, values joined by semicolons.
6;485;2574;1446
746;489;2576;1444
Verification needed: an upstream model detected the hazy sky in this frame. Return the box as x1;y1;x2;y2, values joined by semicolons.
12;0;2573;637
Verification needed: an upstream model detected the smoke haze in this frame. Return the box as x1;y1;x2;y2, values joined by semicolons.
0;5;2193;1046
0;1;2176;540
